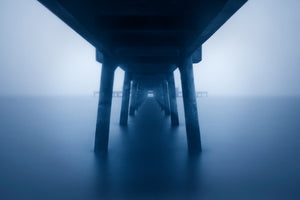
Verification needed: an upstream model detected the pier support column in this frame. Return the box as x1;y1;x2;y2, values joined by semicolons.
156;84;165;111
154;89;160;108
129;81;137;116
94;58;116;153
120;72;131;125
179;57;202;153
162;80;170;115
167;72;179;126
135;84;141;111
136;87;145;109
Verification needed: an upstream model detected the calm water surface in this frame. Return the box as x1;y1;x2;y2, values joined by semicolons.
0;96;299;199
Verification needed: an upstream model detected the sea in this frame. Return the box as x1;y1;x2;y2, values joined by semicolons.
0;96;299;199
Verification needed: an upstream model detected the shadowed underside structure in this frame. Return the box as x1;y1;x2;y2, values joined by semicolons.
37;0;247;154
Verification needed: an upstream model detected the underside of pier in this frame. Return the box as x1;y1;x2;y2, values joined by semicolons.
37;0;247;153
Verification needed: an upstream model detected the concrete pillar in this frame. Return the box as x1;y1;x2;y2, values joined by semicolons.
153;89;160;107
120;72;131;125
167;72;179;126
136;87;147;109
129;81;137;116
179;57;202;153
136;84;147;110
135;83;141;111
156;85;164;111
94;58;116;153
143;90;148;103
136;90;142;109
162;80;170;115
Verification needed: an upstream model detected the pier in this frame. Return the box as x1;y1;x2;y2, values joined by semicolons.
93;90;208;98
37;0;247;153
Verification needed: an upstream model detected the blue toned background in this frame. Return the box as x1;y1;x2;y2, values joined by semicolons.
0;0;300;199
0;0;300;96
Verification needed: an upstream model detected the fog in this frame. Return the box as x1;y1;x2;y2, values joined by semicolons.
0;0;299;96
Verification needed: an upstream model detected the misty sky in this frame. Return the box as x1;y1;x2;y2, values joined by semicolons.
0;0;299;96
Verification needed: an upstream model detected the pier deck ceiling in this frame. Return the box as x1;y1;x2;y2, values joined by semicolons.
38;0;246;72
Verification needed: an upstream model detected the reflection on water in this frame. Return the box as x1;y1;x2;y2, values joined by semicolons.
0;96;299;199
92;99;203;199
